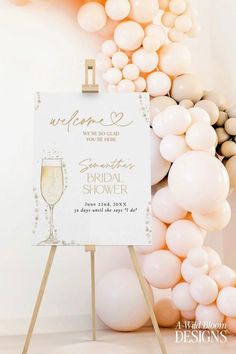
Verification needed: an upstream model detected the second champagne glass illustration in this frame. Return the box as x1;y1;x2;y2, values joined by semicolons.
40;158;64;244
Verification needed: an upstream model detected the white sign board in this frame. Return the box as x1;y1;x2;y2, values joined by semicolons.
33;92;151;246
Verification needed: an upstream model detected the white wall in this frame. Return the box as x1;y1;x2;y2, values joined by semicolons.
0;0;236;336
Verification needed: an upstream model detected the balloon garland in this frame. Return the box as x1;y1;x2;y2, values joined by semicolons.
10;0;236;334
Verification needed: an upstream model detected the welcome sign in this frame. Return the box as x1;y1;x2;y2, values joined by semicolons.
33;92;151;246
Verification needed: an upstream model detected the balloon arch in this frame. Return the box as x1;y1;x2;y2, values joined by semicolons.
11;0;236;334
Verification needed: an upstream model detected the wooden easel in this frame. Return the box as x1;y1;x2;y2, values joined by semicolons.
22;60;167;354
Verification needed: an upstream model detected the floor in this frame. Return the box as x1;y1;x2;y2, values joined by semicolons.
1;328;236;354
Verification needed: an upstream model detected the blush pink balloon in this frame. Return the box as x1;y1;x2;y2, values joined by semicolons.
96;268;153;331
190;275;218;305
152;187;187;224
166;220;203;258
195;304;224;328
172;282;198;312
142;250;182;289
181;258;209;283
192;201;231;232
181;310;195;320
135;217;167;254
203;247;222;270
225;317;236;334
217;287;236;317
209;265;236;289
168;151;230;214
150;129;171;185
155;298;180;327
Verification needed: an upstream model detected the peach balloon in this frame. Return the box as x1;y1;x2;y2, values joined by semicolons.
181;310;195;321
166;220;203;258
172;282;198;312
185;123;217;151
188;107;211;125
150;96;177;124
122;64;140;80
192;201;231;232
129;0;159;23
105;0;130;21
168;28;185;42
150;129;171;185
152;187;187;224
161;12;177;28
204;247;222;270
187;247;208;267
96;268;153;331
175;15;192;33
168;151;230;214
190;275;218;305
153;105;191;137
135;217;167;254
180;99;194;109
181;258;208;283
155;298;180;327
169;0;186;15
217;287;236;317
159;0;170;10
143;35;161;52
171;74;203;103
114;21;144;51
132;48;159;73
77;2;107;32
209;265;236;289
96;53;112;72
225;317;236;334
104;67;122;84
160;134;189;162
195;304;224;328
112;51;129;69
146;72;171;97
142;250;182;289
159;43;191;77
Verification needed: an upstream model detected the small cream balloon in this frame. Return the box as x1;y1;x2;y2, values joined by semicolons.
181;258;209;283
204;247;222;270
102;40;118;57
145;24;166;44
210;265;236;289
179;99;194;109
160;134;189;162
96;53;112;72
168;28;185;42
111;51;129;69
114;21;144;51
172;282;198;312
152;186;187;223
175;14;192;32
217;287;236;317
117;79;135;92
161;12;177;27
133;77;146;92
77;2;107;32
105;0;130;21
150;96;177;123
143;35;161;52
195;100;219;125
104;67;122;84
166;219;203;258
203;90;227;111
129;0;159;23
190;275;218;305
185;123;217;151
215;127;230;144
146;71;171;97
169;0;186;15
188;107;211;125
122;64;140;80
187;247;208;267
225;118;236;136
159;43;191;76
132;48;159;73
216;111;228;127
142;250;182;289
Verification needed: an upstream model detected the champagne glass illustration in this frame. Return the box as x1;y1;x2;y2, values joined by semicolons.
40;158;64;244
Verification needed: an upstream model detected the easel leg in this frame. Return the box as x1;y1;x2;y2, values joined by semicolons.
85;245;96;341
128;246;167;354
22;246;57;354
90;250;96;340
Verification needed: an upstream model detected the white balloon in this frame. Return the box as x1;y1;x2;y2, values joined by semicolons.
150;96;177;124
187;247;208;267
146;71;171;97
189;107;211;125
159;43;191;76
152;187;187;224
172;282;197;312
153;105;191;137
150;129;171;185
160;134;189;162
203;247;222;270
190;275;218;305
168;151;230;213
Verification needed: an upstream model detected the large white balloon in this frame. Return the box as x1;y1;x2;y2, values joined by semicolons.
96;269;152;331
152;187;187;224
192;201;231;231
150;129;171;185
168;151;230;213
